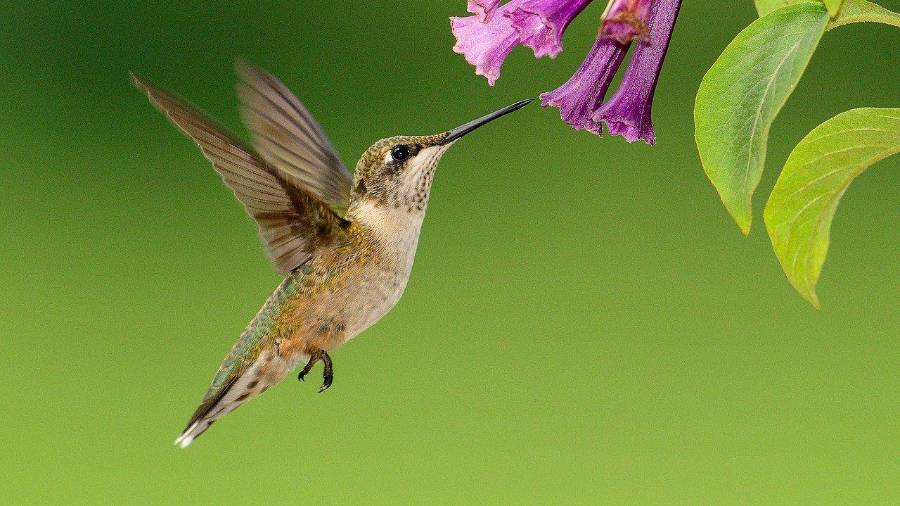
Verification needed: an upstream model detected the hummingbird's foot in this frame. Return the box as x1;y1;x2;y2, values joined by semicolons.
297;356;315;382
297;349;334;393
319;352;333;393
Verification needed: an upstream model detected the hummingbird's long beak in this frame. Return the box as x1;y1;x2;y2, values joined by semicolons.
442;99;533;143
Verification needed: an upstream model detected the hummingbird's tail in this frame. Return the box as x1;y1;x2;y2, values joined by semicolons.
175;414;216;449
174;349;298;448
174;374;243;449
175;277;304;448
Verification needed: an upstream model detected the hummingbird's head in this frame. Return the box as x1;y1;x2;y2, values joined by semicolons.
348;99;532;222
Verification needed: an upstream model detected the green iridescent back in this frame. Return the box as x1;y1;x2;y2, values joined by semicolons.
191;273;303;417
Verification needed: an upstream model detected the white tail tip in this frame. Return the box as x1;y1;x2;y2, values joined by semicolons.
174;421;202;448
175;435;194;448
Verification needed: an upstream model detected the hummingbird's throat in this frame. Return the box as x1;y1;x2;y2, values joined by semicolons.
348;198;427;256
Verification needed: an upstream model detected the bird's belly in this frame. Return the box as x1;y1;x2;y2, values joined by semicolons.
340;264;410;341
279;227;421;354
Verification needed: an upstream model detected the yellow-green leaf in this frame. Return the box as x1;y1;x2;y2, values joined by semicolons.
763;108;900;307
823;0;844;16
756;0;844;17
695;3;829;234
828;0;900;29
754;0;795;17
755;0;900;26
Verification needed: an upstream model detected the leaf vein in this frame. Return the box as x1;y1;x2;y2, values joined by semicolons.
741;39;803;195
804;127;893;144
796;144;888;170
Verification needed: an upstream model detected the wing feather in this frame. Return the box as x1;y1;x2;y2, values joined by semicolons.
236;62;353;216
132;73;347;275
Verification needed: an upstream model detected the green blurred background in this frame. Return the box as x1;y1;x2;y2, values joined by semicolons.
1;1;897;503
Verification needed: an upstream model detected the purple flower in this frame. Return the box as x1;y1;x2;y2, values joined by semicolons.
601;0;652;44
451;0;525;86
467;0;502;22
594;0;681;144
508;0;594;59
451;0;592;85
451;0;681;142
540;36;630;133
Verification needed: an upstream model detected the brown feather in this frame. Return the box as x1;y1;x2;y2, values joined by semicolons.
236;61;353;216
131;73;347;275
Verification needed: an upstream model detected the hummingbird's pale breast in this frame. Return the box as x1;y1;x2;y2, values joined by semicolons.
339;201;428;339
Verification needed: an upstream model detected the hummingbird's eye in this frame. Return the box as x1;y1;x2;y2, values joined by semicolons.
390;144;411;161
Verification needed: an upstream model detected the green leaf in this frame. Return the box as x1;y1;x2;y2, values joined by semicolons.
763;108;900;307
828;0;900;29
754;0;795;17
754;0;843;16
695;2;829;234
755;0;900;27
823;0;844;16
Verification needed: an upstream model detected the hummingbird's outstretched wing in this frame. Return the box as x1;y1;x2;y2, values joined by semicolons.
132;74;348;275
236;62;353;217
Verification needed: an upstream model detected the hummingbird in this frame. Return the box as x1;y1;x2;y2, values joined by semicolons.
132;62;531;448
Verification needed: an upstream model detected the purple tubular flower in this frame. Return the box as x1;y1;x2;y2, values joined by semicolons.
602;0;652;44
451;0;526;86
540;36;630;133
467;0;502;22
594;0;682;144
507;0;594;59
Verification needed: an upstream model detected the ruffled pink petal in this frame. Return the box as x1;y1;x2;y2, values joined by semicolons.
507;0;593;59
467;0;502;22
451;0;526;86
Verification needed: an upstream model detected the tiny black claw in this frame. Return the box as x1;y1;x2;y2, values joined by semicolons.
297;350;334;392
319;352;334;394
297;357;315;382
